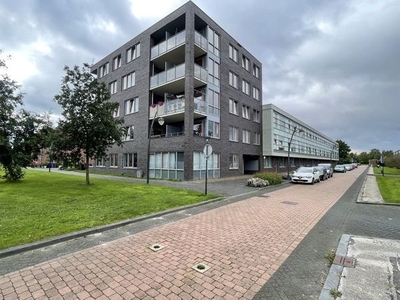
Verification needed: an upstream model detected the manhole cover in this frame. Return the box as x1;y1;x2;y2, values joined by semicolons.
192;263;210;273
333;255;355;267
149;244;165;252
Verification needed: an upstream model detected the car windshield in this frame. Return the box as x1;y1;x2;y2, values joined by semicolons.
296;167;313;173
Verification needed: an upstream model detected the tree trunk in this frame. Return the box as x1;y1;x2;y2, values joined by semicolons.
85;154;90;185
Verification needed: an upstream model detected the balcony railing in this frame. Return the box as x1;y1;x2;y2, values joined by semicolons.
151;31;186;59
150;63;185;88
194;64;207;82
195;31;208;50
149;97;207;119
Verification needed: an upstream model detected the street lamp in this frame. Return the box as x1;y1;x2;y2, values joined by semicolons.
146;110;164;184
287;126;304;180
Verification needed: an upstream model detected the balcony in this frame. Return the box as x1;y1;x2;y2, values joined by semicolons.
149;97;207;121
151;30;186;59
150;64;207;94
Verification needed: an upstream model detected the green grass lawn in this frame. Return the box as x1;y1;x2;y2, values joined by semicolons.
373;166;400;175
0;169;218;250
376;176;400;203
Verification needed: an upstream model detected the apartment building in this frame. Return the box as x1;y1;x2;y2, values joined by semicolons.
91;1;263;180
262;104;339;174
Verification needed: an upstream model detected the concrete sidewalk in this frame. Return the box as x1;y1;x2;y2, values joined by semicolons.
319;167;400;300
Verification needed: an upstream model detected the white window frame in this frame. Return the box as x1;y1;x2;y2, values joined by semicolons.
113;55;122;70
253;86;260;100
242;80;250;95
113;104;120;118
123;153;137;168
229;99;238;115
125;97;139;115
242;105;250;119
229;44;238;62
109;81;117;94
109;153;118;168
124;125;134;141
122;72;135;90
126;43;141;63
96;158;105;167
229;126;239;142
254;132;261;145
253;109;261;123
253;64;260;78
99;62;109;78
242;55;250;71
229;154;239;169
229;71;239;89
242;129;250;144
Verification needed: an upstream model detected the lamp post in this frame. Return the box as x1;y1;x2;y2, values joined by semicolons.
287;126;304;180
146;110;164;184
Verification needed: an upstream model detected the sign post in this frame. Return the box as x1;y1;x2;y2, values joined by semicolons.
203;142;213;195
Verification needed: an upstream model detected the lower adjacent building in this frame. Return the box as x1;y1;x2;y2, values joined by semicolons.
261;104;339;174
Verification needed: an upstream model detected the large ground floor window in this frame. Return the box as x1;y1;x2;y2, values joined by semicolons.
149;152;184;180
193;151;220;180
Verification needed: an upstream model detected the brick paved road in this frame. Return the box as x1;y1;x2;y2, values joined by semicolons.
1;166;390;300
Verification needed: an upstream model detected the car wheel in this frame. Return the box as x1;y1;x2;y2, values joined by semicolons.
311;179;314;185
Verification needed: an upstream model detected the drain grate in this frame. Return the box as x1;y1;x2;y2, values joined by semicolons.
333;255;356;267
281;201;298;205
149;244;165;252
192;263;210;273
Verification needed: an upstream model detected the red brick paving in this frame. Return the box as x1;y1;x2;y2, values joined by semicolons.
0;167;364;299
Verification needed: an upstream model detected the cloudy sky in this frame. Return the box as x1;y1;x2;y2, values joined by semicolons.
1;0;399;153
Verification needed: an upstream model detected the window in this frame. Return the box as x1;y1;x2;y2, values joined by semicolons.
263;156;272;168
208;120;220;139
96;158;105;167
253;87;260;100
125;97;139;115
113;104;120;118
99;62;109;78
109;154;118;167
242;129;250;144
123;153;137;168
229;126;239;142
253;109;261;123
253;64;260;78
242;55;250;71
113;55;122;70
208;58;220;86
242;105;250;119
229;99;238;115
229;154;239;169
208;28;220;57
229;44;238;62
126;43;141;63
242;80;250;95
109;81;117;94
254;132;261;145
229;71;239;89
208;90;220;116
122;72;135;90
124;125;134;141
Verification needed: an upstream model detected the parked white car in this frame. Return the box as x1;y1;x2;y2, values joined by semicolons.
291;167;320;184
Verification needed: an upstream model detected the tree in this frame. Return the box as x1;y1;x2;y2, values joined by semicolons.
0;51;51;181
336;140;351;163
54;64;124;185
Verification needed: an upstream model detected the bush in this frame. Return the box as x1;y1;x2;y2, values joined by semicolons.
253;172;282;185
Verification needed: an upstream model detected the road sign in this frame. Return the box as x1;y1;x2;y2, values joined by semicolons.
203;144;213;159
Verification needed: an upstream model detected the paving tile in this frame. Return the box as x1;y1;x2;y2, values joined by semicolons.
0;167;365;299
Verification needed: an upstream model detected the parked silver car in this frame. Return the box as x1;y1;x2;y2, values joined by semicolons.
334;164;347;173
291;167;320;184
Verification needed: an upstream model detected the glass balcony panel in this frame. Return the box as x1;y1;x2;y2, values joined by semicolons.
151;31;186;59
159;41;166;54
195;31;207;50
